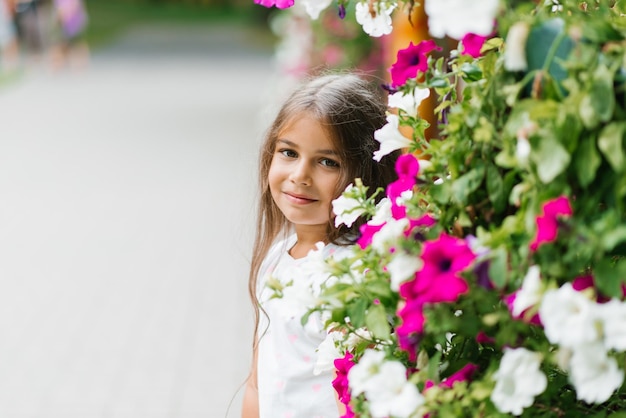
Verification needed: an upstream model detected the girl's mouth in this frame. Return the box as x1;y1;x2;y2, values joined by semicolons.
284;192;317;204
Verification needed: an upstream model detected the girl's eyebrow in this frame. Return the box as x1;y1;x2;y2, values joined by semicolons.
277;139;339;156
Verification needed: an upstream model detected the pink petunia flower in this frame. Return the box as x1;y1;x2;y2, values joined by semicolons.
572;274;613;303
441;363;479;388
396;153;420;178
387;154;421;219
475;331;495;345
357;222;385;249
396;298;425;361
387;177;416;203
406;214;437;234
391;202;407;220
410;233;476;304
529;196;573;251
253;0;294;9
389;40;441;87
397;233;476;360
333;352;356;418
461;33;488;58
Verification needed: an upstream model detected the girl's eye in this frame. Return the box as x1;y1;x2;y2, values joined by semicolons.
320;158;340;168
279;149;297;158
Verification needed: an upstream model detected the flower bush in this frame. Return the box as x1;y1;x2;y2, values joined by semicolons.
255;0;626;416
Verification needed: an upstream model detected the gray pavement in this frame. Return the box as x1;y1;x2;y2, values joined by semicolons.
0;22;277;418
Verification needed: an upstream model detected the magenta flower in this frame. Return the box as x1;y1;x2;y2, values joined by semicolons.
406;214;436;235
391;202;407;220
396;153;420;178
410;233;476;304
333;352;355;417
441;363;479;388
572;275;595;292
529;196;573;251
387;177;416;203
387;154;420;219
253;0;294;9
572;274;615;303
461;33;488;58
424;363;479;396
475;331;495;345
398;233;476;360
396;298;425;361
389;40;441;87
357;222;385;249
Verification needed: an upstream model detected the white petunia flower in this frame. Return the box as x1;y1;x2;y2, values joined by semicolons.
512;265;543;317
332;184;366;227
344;327;373;350
515;137;531;165
387;252;422;291
373;114;412;161
539;283;600;349
348;348;387;396
370;197;393;225
367;361;424;418
300;0;332;19
371;217;409;253
491;347;547;416
425;0;499;39
349;349;423;418
387;87;431;118
313;331;343;375
355;1;396;37
504;21;530;71
569;342;624;404
597;298;626;351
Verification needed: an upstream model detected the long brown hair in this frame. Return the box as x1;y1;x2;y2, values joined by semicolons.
249;73;400;346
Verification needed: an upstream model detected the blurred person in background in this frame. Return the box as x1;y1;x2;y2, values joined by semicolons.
48;0;88;70
0;0;19;73
13;0;42;60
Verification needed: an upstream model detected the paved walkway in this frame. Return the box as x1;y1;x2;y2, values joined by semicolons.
0;22;277;418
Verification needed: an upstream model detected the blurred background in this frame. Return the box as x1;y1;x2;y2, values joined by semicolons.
0;1;393;417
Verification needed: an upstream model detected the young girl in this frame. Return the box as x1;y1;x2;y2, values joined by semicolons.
242;73;399;417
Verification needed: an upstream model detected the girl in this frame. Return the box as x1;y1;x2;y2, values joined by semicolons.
242;73;399;417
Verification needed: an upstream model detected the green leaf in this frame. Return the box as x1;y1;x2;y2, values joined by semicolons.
486;164;506;213
603;225;626;251
430;182;452;205
579;94;599;129
347;297;368;328
525;18;574;96
598;122;625;172
594;258;625;298
531;133;571;183
430;77;450;88
365;303;391;340
460;63;483;82
580;65;616;129
451;163;486;205
488;246;508;289
591;64;615;123
575;135;601;187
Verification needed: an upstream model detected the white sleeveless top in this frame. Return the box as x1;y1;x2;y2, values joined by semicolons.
257;234;349;418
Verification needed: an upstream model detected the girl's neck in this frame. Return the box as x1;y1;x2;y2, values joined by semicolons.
289;225;328;259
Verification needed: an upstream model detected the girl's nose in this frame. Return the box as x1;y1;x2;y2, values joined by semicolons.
289;161;312;186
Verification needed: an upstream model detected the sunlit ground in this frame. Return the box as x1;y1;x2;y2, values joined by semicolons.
0;3;279;417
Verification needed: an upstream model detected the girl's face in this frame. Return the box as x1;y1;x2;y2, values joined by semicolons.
268;115;342;236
